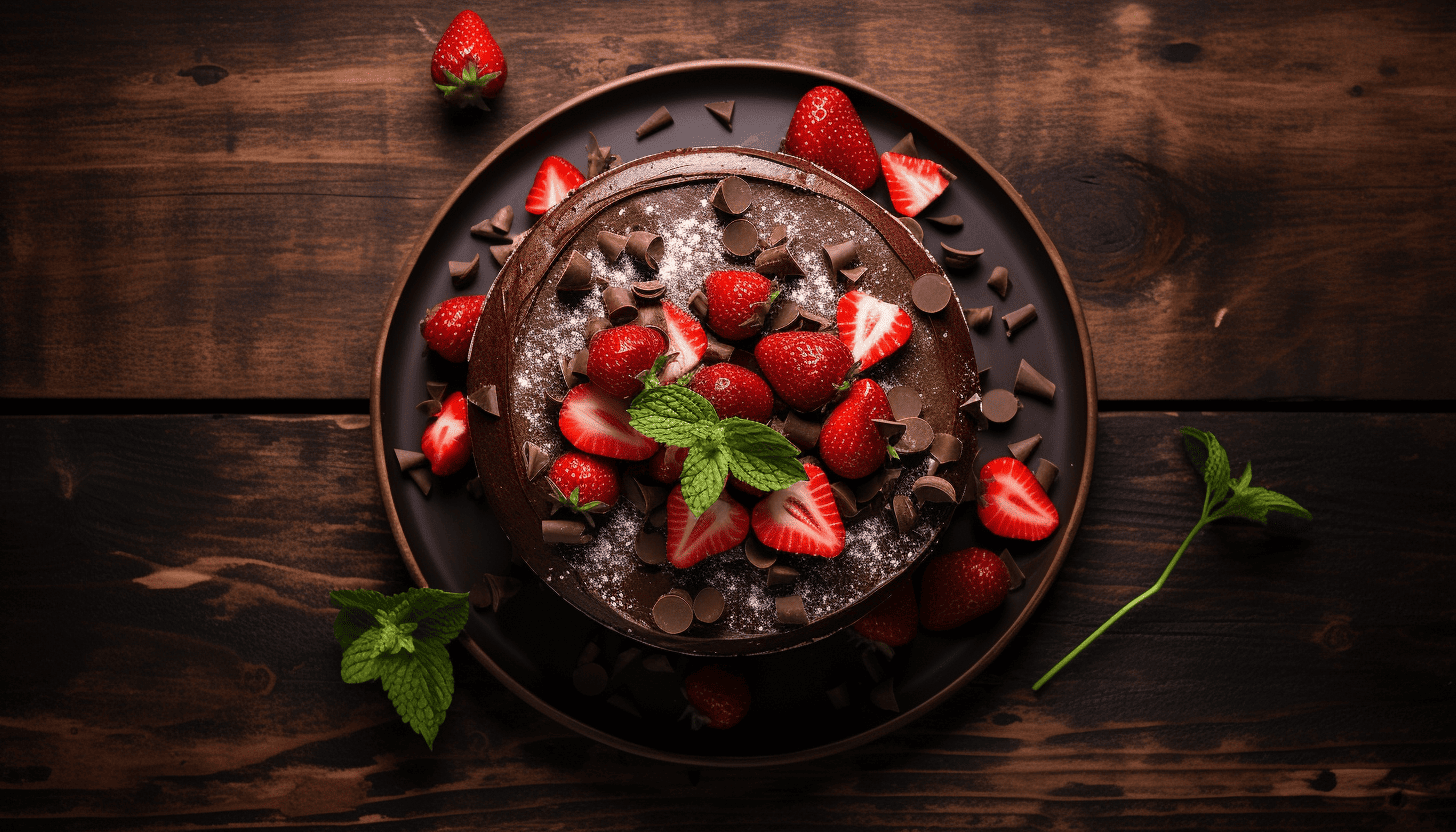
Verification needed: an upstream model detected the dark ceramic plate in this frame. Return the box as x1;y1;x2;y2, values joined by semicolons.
371;60;1096;765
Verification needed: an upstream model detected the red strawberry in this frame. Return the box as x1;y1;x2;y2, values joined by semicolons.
659;300;707;383
647;444;688;484
852;579;919;647
881;151;950;217
419;295;486;363
558;383;657;461
431;10;507;109
751;463;844;557
587;324;666;399
420;391;472;475
818;378;894;480
783;86;880;191
919;547;1010;631
665;486;749;568
703;270;773;341
546;451;619;512
684;665;751;729
837;290;912;372
689;363;774;423
524;155;585;216
977;456;1060;541
754;331;856;412
727;475;766;498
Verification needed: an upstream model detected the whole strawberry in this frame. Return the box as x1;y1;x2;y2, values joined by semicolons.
420;295;486;363
783;86;880;191
819;378;894;480
684;665;751;729
431;10;507;110
420;391;472;476
647;444;688;484
852;579;918;647
919;547;1011;631
703;270;773;341
754;331;855;412
689;363;774;423
546;451;619;513
587;324;666;399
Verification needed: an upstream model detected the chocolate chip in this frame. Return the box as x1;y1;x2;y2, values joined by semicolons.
965;306;993;330
826;684;852;709
840;265;867;284
522;441;549;480
573;663;609;696
1034;458;1059;493
465;476;484;499
641;653;675;673
776;595;809;626
394;448;428;471
555;251;594;293
693;587;725;624
930;433;963;465
415;398;442;417
987;266;1010;298
892;494;917;532
635;105;673;139
426;380;448;402
764;223;789;249
755;244;804;278
959;393;982;419
924;214;964;230
624;477;666;514
870;419;906;446
886;385;922;420
1008;434;1043;463
913;475;958;504
470;219;511;243
632;529;667;565
1014;358;1056;400
469;573;522;612
899;216;923;244
406;467;433;496
710;175;753;215
854;468;891;503
889;132;918;157
722;218;759;257
688;289;710;319
822;239;859;272
467;383;500;417
831;481;860;519
490;203;515;235
869;677;899;712
768;298;802;332
767;563;799;587
598;230;629;261
646;504;667;528
1002;303;1037;338
744;535;777;568
584;316;612;344
585;131;619;177
982;388;1022;424
543;519;592;545
706;100;735;128
1000;548;1026;591
781;411;822;451
489;237;519;266
602;286;639;324
449;254;481;289
625;231;664;270
940;243;984;272
894;417;934;453
652;592;693;633
912;273;954;314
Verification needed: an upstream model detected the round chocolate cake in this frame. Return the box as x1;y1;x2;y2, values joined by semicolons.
466;147;979;655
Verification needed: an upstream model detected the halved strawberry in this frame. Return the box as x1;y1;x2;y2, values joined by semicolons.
754;331;856;412
659;299;707;383
689;363;774;423
647;444;688;484
751;463;844;557
666;485;749;568
819;378;894;480
421;391;472;476
977;456;1059;541
558;383;658;461
587;324;666;399
783;86;880;191
524;155;585;216
881;151;950;217
836;290;912;372
852;578;918;647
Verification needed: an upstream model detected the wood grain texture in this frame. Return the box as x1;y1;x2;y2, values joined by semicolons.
1;412;1451;828
2;1;1454;401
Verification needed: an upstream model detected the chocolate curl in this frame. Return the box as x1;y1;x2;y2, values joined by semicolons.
1000;549;1027;591
710;175;752;215
688;288;710;319
768;298;802;332
602;285;639;325
598;230;629;261
755;244;804;278
1007;433;1043;463
584;316;612;344
912;273;954;314
1034;458;1060;492
981;388;1022;424
706;100;735;128
940;243;984;271
912;475;958;505
899;216;923;244
886;385;922;420
693;587;726;623
559;353;584;389
892;494;918;533
780;411;822;451
763;223;789;249
1002;303;1038;338
469;573;523;613
522;442;549;480
394;448;428;471
625;230;664;270
722;218;759;257
585;131;619;177
635;105;673;139
987;265;1010;298
839;265;868;284
449;254;480;289
1014;359;1056;400
965;306;994;331
489;235;520;266
556;250;594;293
467;383;500;417
739;299;771;332
822;240;859;273
894;417;934;454
634;530;667;565
924;214;963;230
652;593;693;633
543;519;592;545
630;280;667;300
889;132;918;157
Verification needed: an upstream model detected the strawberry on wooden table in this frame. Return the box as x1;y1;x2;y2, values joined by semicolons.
658;299;707;383
783;85;880;191
689;363;774;423
524;155;585;216
558;383;658;461
919;546;1011;631
665;486;749;568
881;151;951;217
684;665;751;729
751;463;845;557
837;290;912;372
852;579;919;647
819;378;895;480
587;324;666;399
420;391;472;475
431;10;507;110
420;295;485;363
754;331;856;412
702;270;774;341
977;456;1060;541
546;451;619;513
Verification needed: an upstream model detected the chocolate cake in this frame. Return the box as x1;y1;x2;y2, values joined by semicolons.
466;147;979;656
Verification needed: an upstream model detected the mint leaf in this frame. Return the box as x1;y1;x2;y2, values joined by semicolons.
639;353;671;393
681;443;731;515
629;384;718;446
1180;426;1231;509
341;632;387;683
1215;486;1312;524
378;640;454;750
395;587;470;643
720;418;806;492
329;589;392;648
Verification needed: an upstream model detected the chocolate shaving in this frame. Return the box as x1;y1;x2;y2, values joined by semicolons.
602;285;639;324
924;214;964;230
764;223;789;249
930;433;963;465
469;573;522;613
822;240;859;272
798;310;833;331
892;494;918;533
894;417;934;453
982;388;1022;424
634;530;667;565
597;230;629;261
889;132;918;157
416;398;442;417
775;595;809;626
625;230;664;270
839;265;868;284
573;663;609;696
831;481;860;519
1000;548;1026;591
722;218;759;257
987;265;1010;298
705;99;735;128
522;441;549;480
913;476;958;504
631;280;667;300
1035;458;1060;493
467;383;500;417
1002;303;1038;338
744;535;777;568
768;298;802;332
585;131;619;178
545;389;566;409
449;254;480;289
394;448;428;471
873;418;907;444
651;593;693;633
869;678;899;712
755;244;804;278
693;587;725;624
542;519;592;545
780;411;822;451
886;385;922;420
940;243;984;271
912;273;954;314
1014;358;1056;400
710;175;753;215
1008;433;1043;463
899;216;923;244
965;306;994;331
767;563;800;588
635;106;673;139
584;316;612;344
688;289;710;319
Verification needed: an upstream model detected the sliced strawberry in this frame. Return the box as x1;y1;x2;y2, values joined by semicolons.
647;444;689;485
587;324;666;399
751;463;844;557
836;290;912;372
659;299;707;383
420;391;472;476
689;363;774;423
881;151;950;217
919;547;1010;631
852;578;918;647
524;155;586;216
558;383;657;461
419;295;486;363
666;485;749;568
819;378;894;480
977;456;1060;541
754;331;856;412
684;665;751;729
783;86;880;191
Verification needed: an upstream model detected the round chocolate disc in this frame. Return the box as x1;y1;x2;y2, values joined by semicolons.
912;273;954;313
894;417;935;453
722;218;760;257
693;587;725;623
652;593;694;634
982;388;1022;424
744;535;777;568
635;530;667;565
572;663;609;696
886;385;922;420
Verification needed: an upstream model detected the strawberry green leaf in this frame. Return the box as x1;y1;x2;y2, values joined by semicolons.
629;384;719;446
379;640;454;750
1214;486;1312;524
1180;426;1231;510
681;443;731;516
719;418;807;492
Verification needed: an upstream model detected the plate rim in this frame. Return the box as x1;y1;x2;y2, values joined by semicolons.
370;58;1098;766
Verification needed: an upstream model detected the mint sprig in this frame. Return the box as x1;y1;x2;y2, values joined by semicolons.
1032;427;1311;691
329;587;470;748
628;382;805;515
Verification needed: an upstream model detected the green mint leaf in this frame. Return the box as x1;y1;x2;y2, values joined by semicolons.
394;588;470;644
1214;486;1312;524
329;589;393;648
341;631;387;683
719;418;807;492
640;353;671;393
1180;426;1231;510
681;443;731;516
1232;461;1253;492
378;640;454;750
629;384;719;446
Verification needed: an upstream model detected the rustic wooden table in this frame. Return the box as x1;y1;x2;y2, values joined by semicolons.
3;1;1453;828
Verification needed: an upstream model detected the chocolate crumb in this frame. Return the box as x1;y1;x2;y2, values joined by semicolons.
869;677;899;712
886;385;922;420
522;441;549;480
892;494;918;532
1008;434;1043;463
406;467;433;497
776;595;809;626
912;273;954;313
965;306;994;330
635;105;673;139
394;448;428;471
1002;303;1038;337
602;285;639;324
469;573;522;612
693;587;725;624
634;530;667;565
467;383;500;417
889;132;918;157
416;398;442;417
706;100;735;128
651;593;693;634
940;243;984;271
987;266;1010;298
744;535;777;568
625;230;664;270
981;389;1022;424
1000;548;1026;590
597;230;629;261
924;214;964;230
1014;359;1056;400
573;663;609;696
839;265;868;284
710;175;753;215
767;563;800;588
542;519;592;545
1034;458;1059;493
722;218;759;257
822;239;859;272
930;433;963;465
899;216;924;244
894;417;934;453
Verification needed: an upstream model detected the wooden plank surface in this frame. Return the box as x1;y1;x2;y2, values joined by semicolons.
2;1;1454;401
2;412;1451;827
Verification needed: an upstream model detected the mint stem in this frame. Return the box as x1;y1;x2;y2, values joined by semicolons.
1032;515;1209;691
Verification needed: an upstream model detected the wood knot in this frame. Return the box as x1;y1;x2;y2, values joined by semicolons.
1315;616;1356;652
239;663;276;695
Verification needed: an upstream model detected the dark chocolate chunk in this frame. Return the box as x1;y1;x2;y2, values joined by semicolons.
465;476;484;500
625;230;664;270
764;223;789;249
892;494;918;532
631;279;667;300
634;530;667;566
722;218;759;256
489;237;519;266
781;411;822;451
585;131;619;177
688;289;710;319
1000;548;1026;591
839;265;868;284
522;441;549;480
776;595;809;626
755;244;804;278
706;99;735;128
940;243;984;271
1034;458;1060;493
1014;358;1056;400
415;398;442;417
598;230;629;261
542;519;592;545
869;677;899;712
965;306;994;330
646;504;667;528
469;573;522;613
1008;433;1043;463
635;105;673;139
624;477;666;514
930;433;963;465
693;587;725;624
886;385;922;420
899;216;923;244
987;265;1010;298
744;535;777;568
768;298;802;332
912;273;954;314
798;310;833;331
652;592;693;633
881;467;903;499
913;475;958;504
826;684;852;710
573;663;609;696
394;448;428;471
602;285;639;325
584;316;612;344
470;219;511;243
822;239;859;272
703;335;735;363
467;383;500;417
982;388;1022;424
766;563;800;588
1002;303;1038;338
426;380;448;402
894;417;934;453
406;466;433;497
831;481;860;519
710;175;753;215
556;251;594;292
889;132;918;157
924;214;964;230
873;418;907;444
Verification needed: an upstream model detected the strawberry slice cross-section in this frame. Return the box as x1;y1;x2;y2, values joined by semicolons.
751;463;845;557
525;155;586;216
659;299;708;384
836;290;912;372
558;382;658;461
880;151;950;217
977;456;1060;541
666;486;750;568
